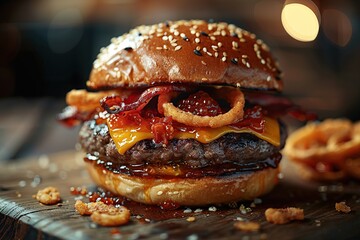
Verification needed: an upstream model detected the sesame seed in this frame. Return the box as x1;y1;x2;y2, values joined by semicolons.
256;39;263;45
231;58;238;64
210;36;216;41
195;38;200;43
201;61;207;65
218;42;222;47
195;32;200;37
267;76;271;81
157;191;163;196
214;52;219;58
156;47;163;50
187;217;196;222
174;31;180;36
162;36;168;41
208;25;214;31
221;30;226;36
222;52;227;57
250;33;256;39
168;35;173;41
180;33;189;41
242;55;248;58
174;45;182;51
240;38;246;42
194;49;202;56
232;41;238;49
246;62;251;68
206;52;213;56
163;45;168;50
211;45;218;51
202;77;208;80
200;31;209;37
171;42;177;47
221;56;227;62
261;43;269;51
242;59;247;65
194;208;203;213
190;29;196;35
261;59;266;64
196;46;201;51
203;47;207;53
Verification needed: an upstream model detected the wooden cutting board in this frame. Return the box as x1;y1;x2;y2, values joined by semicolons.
1;150;360;239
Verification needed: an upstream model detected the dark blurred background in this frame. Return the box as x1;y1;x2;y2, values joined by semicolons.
0;0;359;161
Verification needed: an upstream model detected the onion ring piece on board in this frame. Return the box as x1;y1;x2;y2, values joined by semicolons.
161;87;245;128
284;119;360;165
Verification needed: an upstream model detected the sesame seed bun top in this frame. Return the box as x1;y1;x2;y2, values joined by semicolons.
87;20;283;91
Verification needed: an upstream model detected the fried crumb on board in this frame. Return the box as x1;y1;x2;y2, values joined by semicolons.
75;200;130;227
34;186;61;205
335;202;351;213
265;207;304;224
234;221;260;232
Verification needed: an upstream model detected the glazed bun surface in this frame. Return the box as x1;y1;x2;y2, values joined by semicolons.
86;161;279;206
88;20;282;91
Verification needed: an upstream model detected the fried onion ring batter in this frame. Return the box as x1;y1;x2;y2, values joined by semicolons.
161;87;245;128
284;119;360;180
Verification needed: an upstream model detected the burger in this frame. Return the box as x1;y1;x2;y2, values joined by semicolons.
59;20;288;206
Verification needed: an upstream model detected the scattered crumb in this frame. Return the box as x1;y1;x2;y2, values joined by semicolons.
335;202;351;213
208;206;217;212
34;186;61;205
183;208;192;213
234;221;260;232
75;200;130;227
187;216;196;222
265;207;304;224
194;208;203;213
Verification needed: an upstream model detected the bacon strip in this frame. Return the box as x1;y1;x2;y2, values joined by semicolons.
244;91;317;121
100;85;190;114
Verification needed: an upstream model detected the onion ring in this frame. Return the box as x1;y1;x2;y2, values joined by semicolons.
161;87;245;128
284;119;360;180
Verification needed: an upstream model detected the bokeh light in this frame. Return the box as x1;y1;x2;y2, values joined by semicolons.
281;1;320;42
322;9;352;47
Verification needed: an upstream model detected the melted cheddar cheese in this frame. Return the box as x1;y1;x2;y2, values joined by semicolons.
108;117;280;155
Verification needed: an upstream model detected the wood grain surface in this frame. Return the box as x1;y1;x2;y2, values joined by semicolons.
1;150;360;240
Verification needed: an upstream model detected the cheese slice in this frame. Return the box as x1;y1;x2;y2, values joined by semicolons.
108;117;280;155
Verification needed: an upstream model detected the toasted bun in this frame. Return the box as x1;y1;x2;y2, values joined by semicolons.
85;161;279;206
88;20;282;91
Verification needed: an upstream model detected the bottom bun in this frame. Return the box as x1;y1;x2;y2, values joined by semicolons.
85;161;279;206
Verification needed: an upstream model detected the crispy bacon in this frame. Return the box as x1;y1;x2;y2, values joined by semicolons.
244;91;317;121
100;85;190;114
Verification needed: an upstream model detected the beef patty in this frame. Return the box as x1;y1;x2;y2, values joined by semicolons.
79;120;286;168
